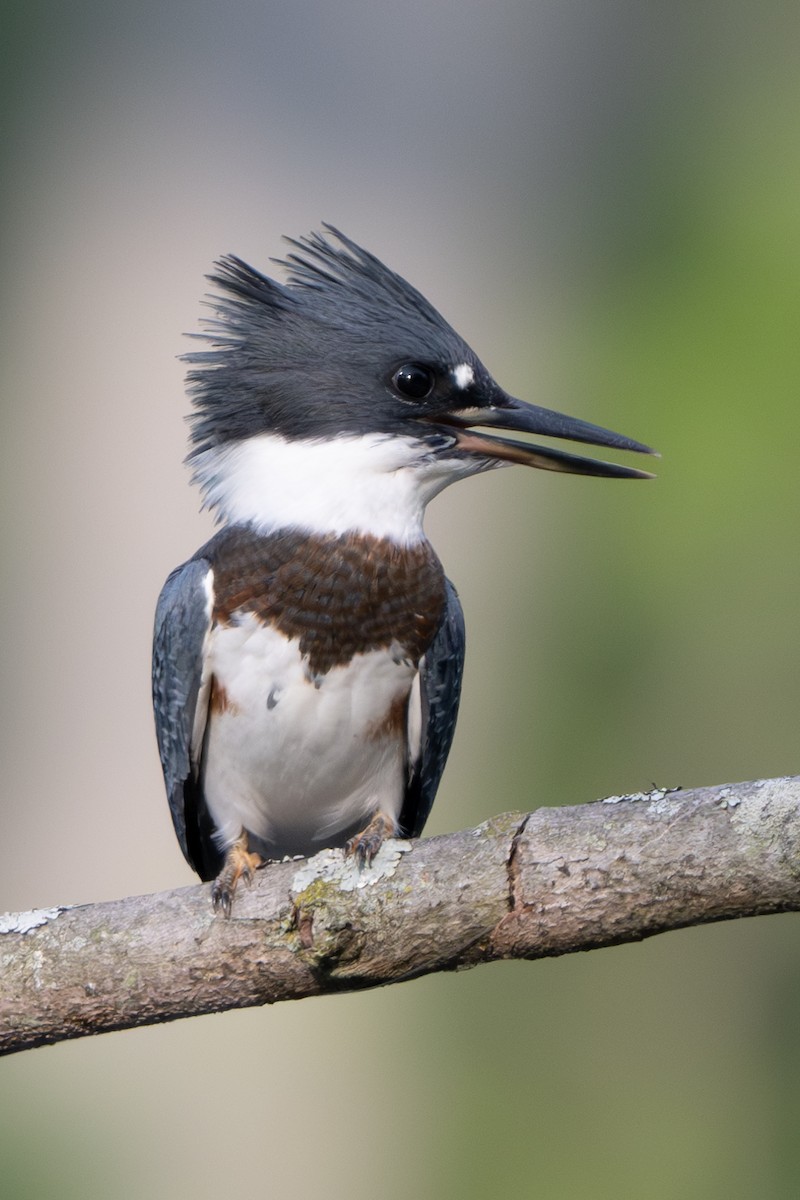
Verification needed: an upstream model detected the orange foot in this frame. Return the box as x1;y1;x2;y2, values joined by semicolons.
345;812;397;868
211;830;263;917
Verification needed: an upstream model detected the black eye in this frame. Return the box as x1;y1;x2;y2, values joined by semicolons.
391;363;435;401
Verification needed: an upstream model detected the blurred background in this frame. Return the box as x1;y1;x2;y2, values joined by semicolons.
1;2;799;1196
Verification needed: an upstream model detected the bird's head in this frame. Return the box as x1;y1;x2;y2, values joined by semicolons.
185;227;655;541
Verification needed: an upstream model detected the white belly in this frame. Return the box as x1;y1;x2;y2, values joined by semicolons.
200;614;416;856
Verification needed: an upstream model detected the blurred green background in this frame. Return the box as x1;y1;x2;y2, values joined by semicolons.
1;2;799;1197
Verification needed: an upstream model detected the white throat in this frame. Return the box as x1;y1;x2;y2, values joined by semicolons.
192;432;475;544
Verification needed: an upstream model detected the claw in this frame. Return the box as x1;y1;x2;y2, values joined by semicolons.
344;812;396;868
211;830;262;916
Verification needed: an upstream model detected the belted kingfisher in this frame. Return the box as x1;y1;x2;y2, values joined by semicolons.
152;226;654;913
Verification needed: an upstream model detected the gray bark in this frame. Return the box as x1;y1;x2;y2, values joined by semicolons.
1;776;798;1057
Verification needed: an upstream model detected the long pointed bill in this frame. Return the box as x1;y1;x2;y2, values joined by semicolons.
445;395;657;479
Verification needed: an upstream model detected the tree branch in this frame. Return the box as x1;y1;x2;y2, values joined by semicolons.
2;776;798;1056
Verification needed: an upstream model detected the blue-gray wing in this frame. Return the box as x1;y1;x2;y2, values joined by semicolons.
152;557;218;878
400;578;466;838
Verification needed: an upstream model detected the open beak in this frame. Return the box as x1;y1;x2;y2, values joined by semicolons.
441;395;657;479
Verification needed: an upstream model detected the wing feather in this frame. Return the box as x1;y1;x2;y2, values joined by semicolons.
152;558;219;878
400;578;465;838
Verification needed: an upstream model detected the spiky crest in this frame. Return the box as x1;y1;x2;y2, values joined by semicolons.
183;226;477;455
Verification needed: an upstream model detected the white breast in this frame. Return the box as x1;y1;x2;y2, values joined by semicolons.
200;614;419;857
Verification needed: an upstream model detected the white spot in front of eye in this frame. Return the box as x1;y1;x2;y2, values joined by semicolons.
452;363;474;390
